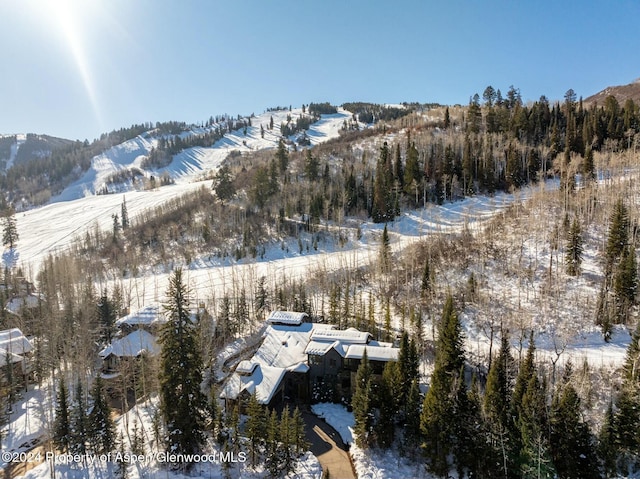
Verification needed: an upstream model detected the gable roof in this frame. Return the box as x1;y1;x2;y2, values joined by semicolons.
310;328;372;344
99;330;159;359
116;304;166;328
0;328;33;355
266;310;308;326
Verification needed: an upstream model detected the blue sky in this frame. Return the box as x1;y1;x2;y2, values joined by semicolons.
1;0;639;141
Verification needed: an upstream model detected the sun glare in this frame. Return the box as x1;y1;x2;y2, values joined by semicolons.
39;0;104;131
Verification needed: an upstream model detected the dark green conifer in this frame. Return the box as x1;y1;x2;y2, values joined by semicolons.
53;379;71;452
159;269;208;462
352;348;373;448
88;375;115;454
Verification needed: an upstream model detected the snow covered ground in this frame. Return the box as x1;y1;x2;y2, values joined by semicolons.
11;396;322;479
311;403;433;479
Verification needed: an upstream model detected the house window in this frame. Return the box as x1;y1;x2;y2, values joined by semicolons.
329;358;336;367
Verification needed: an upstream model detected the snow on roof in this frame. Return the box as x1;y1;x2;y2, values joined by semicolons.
99;330;159;358
0;347;25;366
344;345;399;362
236;360;259;375
305;340;337;356
266;310;308;326
310;328;372;344
5;294;40;314
116;304;165;327
221;364;287;404
221;321;332;405
0;328;33;355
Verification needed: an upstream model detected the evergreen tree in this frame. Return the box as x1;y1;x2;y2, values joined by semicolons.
53;379;71;452
598;402;617;477
245;392;265;466
292;406;308;456
379;224;391;273
121;197;129;230
484;333;517;478
159;269;208;462
69;380;88;455
275;138;289;173
420;295;466;477
352;348;374;448
280;405;294;475
97;289;117;345
421;258;431;295
213;164;236;203
372;142;395;223
88;375;115;454
582;147;595;184
565;217;583;276
613;245;637;322
2;212;18;249
606;199;630;270
304;149;320;181
376;361;397;448
265;409;282;477
403;379;422;456
550;381;598;479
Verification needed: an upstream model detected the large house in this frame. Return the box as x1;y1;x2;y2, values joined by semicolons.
99;305;164;376
221;311;399;410
0;328;34;385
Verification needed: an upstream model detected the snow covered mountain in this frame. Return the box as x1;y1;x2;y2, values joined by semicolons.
53;107;356;202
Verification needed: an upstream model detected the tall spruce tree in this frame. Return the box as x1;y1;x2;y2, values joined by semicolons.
88;375;115;454
2;212;18;249
159;269;208;461
352;348;374;448
606;199;630;271
53;379;71;452
69;380;88;455
565;217;583;276
420;295;466;477
550;380;598;479
484;333;517;478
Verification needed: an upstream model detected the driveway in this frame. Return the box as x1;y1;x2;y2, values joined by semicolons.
303;411;356;479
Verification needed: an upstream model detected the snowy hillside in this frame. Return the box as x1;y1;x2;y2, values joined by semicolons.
52;108;355;202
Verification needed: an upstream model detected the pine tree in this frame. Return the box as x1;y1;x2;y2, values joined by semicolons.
379;224;390;273
97;289;117;345
213;164;236;203
420;295;466;477
613;245;637;322
484;333;517;478
245;392;265;466
265;409;282;477
376;361;397;448
582;147;595;184
565;217;583;276
2;212;18;249
121;197;129;230
280;405;295;474
372;142;395;223
352;349;373;448
53;379;71;452
403;379;421;456
606;199;629;270
88;375;115;454
550;381;598;479
69;380;88;455
292;406;308;456
304;149;320;181
518;374;555;478
598;402;617;477
159;269;208;462
275;138;289;173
